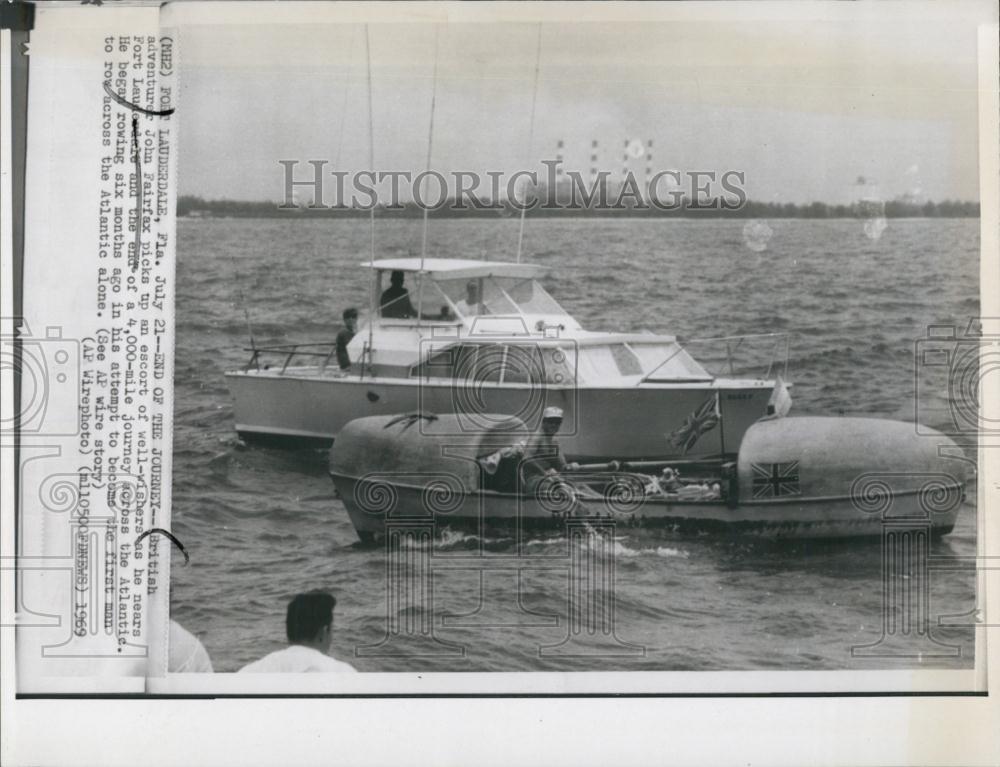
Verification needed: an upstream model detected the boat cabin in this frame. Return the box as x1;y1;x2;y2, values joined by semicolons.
364;257;580;330
348;258;713;385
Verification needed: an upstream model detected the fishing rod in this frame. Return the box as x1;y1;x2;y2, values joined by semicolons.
416;25;440;330
231;254;258;368
363;24;376;380
515;24;543;265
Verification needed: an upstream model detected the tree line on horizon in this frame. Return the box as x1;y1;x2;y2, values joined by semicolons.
177;195;980;220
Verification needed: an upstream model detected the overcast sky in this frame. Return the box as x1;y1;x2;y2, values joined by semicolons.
171;1;992;204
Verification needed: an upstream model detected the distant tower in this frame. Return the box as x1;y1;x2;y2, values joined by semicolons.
620;138;653;201
555;139;565;177
590;139;600;181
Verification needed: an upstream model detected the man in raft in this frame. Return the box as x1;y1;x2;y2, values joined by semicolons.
520;406;580;495
478;407;583;497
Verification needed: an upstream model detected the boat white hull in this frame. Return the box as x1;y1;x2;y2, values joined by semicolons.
227;369;773;461
330;475;964;542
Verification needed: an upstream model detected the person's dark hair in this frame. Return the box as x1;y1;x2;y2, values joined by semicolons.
286;591;336;643
343;307;358;321
390;270;405;285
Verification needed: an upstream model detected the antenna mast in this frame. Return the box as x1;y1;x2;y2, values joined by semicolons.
515;24;542;264
231;255;257;359
417;26;440;328
364;25;376;376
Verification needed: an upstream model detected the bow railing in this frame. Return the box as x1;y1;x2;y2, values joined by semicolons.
641;332;791;383
684;332;791;380
242;342;340;374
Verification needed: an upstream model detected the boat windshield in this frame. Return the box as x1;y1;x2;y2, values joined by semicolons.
574;341;710;382
435;276;571;320
629;341;711;380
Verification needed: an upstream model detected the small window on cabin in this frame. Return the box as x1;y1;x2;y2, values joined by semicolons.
451;345;479;379
473;345;503;382
610;344;643;376
412;347;456;379
629;342;711;380
577;344;642;380
479;279;519;315
503;278;569;317
502;345;545;384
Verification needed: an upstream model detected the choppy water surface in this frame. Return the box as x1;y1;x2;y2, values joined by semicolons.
170;217;979;673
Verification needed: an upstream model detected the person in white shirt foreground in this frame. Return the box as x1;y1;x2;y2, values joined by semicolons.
169;620;213;673
238;590;357;673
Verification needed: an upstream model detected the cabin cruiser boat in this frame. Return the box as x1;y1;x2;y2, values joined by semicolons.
225;258;786;461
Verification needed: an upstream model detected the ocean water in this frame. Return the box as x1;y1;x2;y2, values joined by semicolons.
170;216;979;673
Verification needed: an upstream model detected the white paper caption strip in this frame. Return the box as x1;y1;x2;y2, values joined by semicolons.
16;8;177;692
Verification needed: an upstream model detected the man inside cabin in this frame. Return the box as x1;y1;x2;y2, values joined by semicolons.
521;406;580;493
379;270;417;319
238;590;357;673
455;279;481;317
336;307;358;371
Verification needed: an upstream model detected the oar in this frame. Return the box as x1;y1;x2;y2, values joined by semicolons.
573;457;725;473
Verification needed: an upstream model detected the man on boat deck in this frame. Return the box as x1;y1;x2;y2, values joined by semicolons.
379;270;417;319
455;280;481;317
238;591;356;673
521;406;580;493
336;307;358;370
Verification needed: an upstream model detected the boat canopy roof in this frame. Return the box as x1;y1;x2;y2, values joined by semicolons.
363;258;549;281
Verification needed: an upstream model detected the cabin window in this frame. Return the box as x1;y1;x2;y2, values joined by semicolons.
628;342;711;380
474;345;503;382
411;346;456;379
434;276;570;320
503;278;569;317
378;271;458;322
576;344;643;381
435;278;487;318
415;344;498;381
501;345;544;384
478;282;519;316
436;277;518;317
610;344;643;376
576;346;616;381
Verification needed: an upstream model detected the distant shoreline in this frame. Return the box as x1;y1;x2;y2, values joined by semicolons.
178;195;980;220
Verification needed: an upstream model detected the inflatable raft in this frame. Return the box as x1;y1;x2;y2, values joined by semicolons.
328;413;971;542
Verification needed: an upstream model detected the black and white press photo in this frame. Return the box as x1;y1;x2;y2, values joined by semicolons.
165;2;988;680
3;1;999;765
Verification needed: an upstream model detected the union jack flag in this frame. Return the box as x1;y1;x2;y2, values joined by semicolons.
667;395;720;455
751;461;801;498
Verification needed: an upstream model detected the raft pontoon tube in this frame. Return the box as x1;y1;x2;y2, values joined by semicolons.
329;413;971;541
